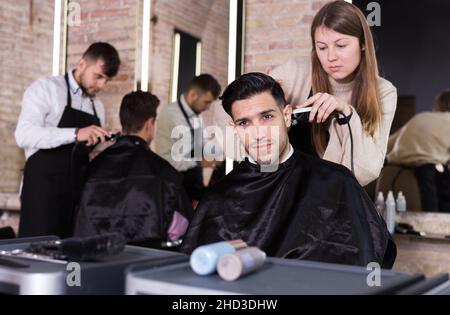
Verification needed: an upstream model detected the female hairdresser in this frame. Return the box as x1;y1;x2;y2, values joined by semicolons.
270;0;397;186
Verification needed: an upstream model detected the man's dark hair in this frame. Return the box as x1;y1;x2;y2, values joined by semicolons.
433;90;450;112
187;74;221;99
82;42;121;78
221;72;287;117
120;91;160;134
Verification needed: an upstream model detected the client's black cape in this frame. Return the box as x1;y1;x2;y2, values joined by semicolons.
74;135;193;245
181;151;396;268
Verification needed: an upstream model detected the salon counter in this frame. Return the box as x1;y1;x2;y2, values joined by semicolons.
126;257;448;295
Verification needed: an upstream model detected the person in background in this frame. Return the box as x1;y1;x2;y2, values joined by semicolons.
74;91;193;248
154;74;221;201
387;91;450;212
15;42;120;238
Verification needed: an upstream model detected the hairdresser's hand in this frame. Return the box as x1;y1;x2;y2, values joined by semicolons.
297;93;352;123
76;125;111;146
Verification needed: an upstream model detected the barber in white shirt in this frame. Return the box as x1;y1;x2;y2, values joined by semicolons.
154;74;221;201
15;42;120;238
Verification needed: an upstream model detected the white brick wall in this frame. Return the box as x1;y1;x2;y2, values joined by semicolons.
0;0;328;193
66;0;138;132
244;0;332;72
0;0;54;193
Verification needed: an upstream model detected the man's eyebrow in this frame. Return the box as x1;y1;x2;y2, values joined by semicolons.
94;71;109;79
234;116;248;124
259;109;276;116
234;109;276;123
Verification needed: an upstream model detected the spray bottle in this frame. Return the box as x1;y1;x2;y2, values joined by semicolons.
385;191;396;234
396;191;407;212
375;191;386;220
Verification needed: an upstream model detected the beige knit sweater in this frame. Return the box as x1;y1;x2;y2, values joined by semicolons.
387;112;450;166
270;56;398;186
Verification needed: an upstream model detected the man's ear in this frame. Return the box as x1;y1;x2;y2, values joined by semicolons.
77;58;87;72
146;117;156;130
186;89;198;103
283;104;293;128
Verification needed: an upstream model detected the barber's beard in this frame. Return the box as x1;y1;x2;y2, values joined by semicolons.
79;73;97;97
190;101;201;115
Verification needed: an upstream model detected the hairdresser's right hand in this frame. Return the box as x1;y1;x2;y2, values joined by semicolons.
76;125;111;146
297;93;351;123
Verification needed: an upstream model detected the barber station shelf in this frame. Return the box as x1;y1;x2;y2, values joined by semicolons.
0;237;187;295
125;257;439;295
394;233;450;244
424;280;450;295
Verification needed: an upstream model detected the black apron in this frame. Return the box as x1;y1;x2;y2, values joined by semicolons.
177;98;205;201
19;73;101;238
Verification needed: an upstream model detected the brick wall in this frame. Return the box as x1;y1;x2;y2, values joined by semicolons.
0;0;329;193
244;0;332;72
0;0;55;192
150;0;229;124
66;0;138;132
66;0;229;130
0;0;230;193
151;0;229;105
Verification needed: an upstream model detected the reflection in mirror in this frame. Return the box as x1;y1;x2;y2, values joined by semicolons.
170;29;202;102
144;0;234;190
0;0;241;195
0;0;239;233
353;0;450;213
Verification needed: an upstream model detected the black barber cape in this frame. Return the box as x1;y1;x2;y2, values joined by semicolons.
74;135;194;246
181;151;396;268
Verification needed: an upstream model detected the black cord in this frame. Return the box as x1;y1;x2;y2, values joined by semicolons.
347;116;355;175
69;142;81;226
69;134;118;204
291;110;355;175
334;111;355;175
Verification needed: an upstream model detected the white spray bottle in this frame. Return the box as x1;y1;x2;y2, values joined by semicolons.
385;191;396;234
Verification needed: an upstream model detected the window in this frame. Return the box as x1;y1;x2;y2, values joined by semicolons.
170;30;202;102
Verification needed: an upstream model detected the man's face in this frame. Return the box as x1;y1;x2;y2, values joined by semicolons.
231;92;292;166
77;59;111;97
191;90;216;113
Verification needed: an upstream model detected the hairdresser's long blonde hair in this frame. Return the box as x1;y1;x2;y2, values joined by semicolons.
311;1;381;155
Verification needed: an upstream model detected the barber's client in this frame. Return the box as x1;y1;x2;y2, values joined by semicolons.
182;73;396;268
74;91;193;248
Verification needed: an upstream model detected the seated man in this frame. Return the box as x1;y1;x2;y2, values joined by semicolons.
74;91;193;248
181;73;396;267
